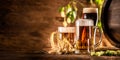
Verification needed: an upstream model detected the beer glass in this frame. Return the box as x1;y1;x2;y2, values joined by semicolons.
83;8;102;50
58;27;75;46
75;19;102;54
50;27;75;54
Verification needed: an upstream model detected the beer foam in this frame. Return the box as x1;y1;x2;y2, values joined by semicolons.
83;8;98;13
58;27;75;33
76;19;94;26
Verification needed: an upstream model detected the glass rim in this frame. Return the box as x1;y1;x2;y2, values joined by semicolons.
58;27;75;33
76;19;94;26
83;8;98;13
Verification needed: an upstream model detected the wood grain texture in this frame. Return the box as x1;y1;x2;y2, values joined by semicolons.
0;0;66;52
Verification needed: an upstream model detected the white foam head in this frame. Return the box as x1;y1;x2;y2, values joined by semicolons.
76;19;94;26
83;8;98;13
58;27;75;33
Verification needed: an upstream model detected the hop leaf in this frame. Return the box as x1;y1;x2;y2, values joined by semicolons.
95;0;104;6
59;7;65;17
67;18;71;24
58;0;78;24
66;4;72;13
59;7;64;13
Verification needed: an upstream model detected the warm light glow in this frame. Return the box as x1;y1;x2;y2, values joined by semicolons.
81;27;87;49
49;31;75;54
49;27;75;54
98;35;115;48
50;32;58;51
61;12;65;17
81;27;86;43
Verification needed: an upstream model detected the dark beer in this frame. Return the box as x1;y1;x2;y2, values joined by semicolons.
83;8;98;25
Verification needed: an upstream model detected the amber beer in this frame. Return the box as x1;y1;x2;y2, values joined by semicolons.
75;19;94;54
83;8;98;26
58;27;75;46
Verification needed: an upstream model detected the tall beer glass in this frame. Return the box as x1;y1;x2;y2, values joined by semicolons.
83;8;102;49
75;19;101;55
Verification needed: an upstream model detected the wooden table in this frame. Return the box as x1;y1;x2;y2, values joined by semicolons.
0;52;120;60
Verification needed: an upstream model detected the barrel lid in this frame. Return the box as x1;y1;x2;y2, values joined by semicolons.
102;0;120;47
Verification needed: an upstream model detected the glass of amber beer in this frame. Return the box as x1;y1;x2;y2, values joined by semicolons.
50;27;75;53
58;27;75;46
75;19;101;55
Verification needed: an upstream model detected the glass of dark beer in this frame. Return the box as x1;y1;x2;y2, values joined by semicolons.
83;8;98;26
75;19;101;55
83;8;102;50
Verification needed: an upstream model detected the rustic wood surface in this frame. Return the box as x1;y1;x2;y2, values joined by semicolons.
0;51;120;60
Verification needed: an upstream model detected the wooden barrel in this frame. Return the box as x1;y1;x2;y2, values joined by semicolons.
102;0;120;47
